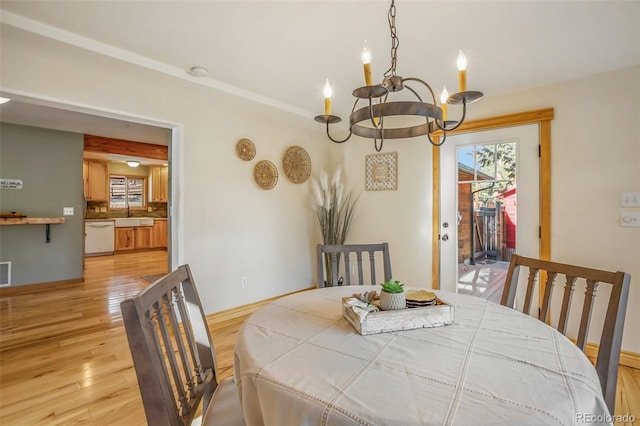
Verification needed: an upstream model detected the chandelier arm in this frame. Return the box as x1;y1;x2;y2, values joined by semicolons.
427;131;447;147
325;121;352;144
402;77;437;104
403;84;423;102
367;98;380;129
374;114;385;152
442;100;469;132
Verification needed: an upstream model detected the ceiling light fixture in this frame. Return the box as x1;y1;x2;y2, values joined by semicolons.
189;66;209;77
314;0;483;152
0;97;10;105
126;160;140;168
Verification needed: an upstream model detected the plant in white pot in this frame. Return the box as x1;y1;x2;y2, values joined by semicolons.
379;280;406;311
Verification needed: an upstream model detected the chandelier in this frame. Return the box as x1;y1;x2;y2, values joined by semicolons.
314;0;483;152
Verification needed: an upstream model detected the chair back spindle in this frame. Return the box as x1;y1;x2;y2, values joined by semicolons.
121;265;245;426
501;254;631;414
317;243;392;287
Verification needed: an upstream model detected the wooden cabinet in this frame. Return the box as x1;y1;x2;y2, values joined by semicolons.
115;227;135;251
149;166;168;202
135;227;153;249
115;226;153;251
152;220;168;248
83;159;109;201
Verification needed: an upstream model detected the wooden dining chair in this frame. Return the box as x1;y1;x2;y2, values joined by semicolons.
317;243;392;287
501;254;631;413
120;264;245;426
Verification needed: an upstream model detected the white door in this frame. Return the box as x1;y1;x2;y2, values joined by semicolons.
439;124;540;299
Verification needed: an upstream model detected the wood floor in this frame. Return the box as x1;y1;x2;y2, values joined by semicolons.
0;251;638;425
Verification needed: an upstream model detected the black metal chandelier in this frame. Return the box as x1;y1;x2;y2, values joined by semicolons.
314;0;483;152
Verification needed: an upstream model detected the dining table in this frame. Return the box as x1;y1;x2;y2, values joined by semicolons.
233;286;611;425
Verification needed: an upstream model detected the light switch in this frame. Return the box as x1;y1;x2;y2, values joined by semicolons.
63;207;74;216
621;192;640;207
621;212;640;227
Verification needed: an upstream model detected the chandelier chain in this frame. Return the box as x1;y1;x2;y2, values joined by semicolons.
384;0;399;79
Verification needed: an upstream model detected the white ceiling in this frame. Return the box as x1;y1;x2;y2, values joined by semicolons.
0;1;639;144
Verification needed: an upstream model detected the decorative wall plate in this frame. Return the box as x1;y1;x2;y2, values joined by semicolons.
236;138;256;161
253;160;278;190
282;145;311;184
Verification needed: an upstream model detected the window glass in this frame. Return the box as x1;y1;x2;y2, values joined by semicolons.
110;175;145;209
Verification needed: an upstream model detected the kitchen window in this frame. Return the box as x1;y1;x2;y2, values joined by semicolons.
109;175;146;209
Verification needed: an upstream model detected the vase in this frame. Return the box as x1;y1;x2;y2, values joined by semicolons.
379;291;406;310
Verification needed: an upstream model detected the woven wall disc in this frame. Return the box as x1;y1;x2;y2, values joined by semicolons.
253;160;278;190
236;138;256;161
282;145;311;184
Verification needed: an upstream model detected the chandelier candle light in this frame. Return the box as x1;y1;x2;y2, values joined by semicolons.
315;0;483;152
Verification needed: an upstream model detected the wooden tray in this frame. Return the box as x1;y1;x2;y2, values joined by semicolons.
342;297;454;335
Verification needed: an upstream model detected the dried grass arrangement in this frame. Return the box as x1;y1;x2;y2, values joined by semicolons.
310;166;359;286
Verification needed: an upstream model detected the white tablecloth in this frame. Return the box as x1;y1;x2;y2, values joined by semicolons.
234;286;611;425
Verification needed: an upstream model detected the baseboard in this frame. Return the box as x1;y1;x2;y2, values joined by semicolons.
206;286;315;323
583;342;640;370
0;278;84;297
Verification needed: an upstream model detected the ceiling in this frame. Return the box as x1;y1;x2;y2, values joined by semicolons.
0;1;639;146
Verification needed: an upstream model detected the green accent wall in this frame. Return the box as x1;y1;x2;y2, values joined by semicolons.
0;123;84;285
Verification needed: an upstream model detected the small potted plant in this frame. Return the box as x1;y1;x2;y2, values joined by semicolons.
379;279;405;310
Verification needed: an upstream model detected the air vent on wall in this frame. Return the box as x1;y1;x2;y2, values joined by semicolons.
0;262;11;286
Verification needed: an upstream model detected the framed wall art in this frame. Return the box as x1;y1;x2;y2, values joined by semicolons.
365;152;397;191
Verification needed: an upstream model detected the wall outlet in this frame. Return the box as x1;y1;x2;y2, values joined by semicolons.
63;207;74;216
241;276;248;288
621;212;640;227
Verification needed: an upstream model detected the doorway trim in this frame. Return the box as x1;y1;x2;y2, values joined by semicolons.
1;90;182;274
431;107;554;289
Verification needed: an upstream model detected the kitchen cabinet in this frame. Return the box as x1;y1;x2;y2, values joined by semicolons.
152;219;168;248
83;159;109;201
135;226;153;249
115;226;153;251
115;227;135;251
149;166;168;202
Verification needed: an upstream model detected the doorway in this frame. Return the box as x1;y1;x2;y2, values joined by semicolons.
0;92;180;275
439;124;539;299
431;108;554;296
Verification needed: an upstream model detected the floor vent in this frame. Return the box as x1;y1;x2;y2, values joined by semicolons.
0;262;11;287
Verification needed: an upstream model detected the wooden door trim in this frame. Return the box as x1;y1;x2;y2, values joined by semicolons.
431;107;554;289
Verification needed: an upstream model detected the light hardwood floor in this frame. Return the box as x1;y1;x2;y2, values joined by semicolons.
0;252;638;425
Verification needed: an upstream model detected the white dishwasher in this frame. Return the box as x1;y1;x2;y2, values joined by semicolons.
85;221;115;256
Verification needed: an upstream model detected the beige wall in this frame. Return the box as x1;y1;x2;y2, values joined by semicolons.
0;26;329;312
341;65;640;353
1;25;637;353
